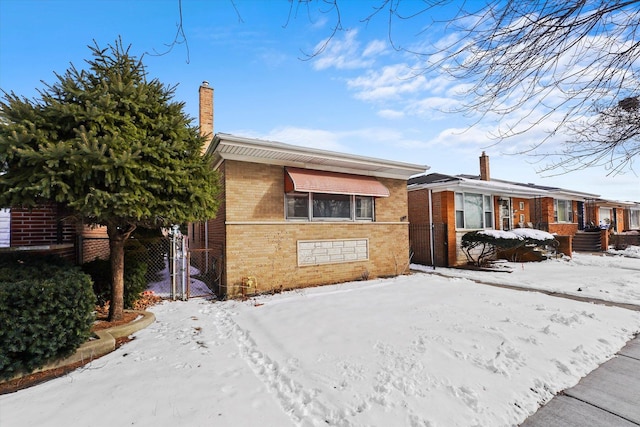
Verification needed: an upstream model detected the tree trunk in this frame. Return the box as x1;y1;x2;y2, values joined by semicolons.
107;223;134;321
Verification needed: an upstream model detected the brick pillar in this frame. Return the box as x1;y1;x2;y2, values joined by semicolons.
479;151;490;181
555;235;573;258
600;229;609;251
199;81;214;153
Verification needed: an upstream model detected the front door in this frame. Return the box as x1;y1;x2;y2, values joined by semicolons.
577;201;584;230
499;199;511;230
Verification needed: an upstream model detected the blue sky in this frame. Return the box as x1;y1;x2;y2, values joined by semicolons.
1;0;638;201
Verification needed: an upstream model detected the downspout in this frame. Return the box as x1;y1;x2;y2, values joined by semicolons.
428;189;435;268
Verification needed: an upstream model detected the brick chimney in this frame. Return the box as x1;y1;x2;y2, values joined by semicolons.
199;81;214;153
479;151;490;181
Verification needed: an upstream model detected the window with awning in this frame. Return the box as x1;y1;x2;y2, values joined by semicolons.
284;168;389;221
285;167;390;197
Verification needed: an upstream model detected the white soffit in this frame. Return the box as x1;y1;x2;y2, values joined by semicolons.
410;178;551;198
209;134;428;180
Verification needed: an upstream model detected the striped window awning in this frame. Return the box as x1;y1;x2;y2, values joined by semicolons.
285;167;390;197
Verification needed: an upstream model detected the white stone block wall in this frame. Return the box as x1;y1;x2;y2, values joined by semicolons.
298;238;369;266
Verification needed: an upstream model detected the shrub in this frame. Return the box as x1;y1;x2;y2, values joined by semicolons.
82;256;148;309
461;230;524;266
0;254;96;381
461;229;558;266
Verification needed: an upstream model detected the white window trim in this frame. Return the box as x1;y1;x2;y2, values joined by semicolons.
455;192;494;230
285;192;375;222
554;199;574;223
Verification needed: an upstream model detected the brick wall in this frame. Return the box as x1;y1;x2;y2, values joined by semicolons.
225;161;284;222
76;224;110;263
10;204;76;246
408;188;430;224
80;238;110;263
512;198;530;226
198;83;214;152
437;191;457;266
224;222;409;296
206;161;226;256
219;160;412;296
614;208;625;233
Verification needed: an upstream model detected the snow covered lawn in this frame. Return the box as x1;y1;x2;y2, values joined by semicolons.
1;253;639;427
414;252;640;306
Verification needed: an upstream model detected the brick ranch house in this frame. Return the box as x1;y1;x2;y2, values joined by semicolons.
407;152;607;267
195;83;427;297
199;133;427;297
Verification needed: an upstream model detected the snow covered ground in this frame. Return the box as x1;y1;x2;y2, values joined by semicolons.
1;253;639;427
413;251;640;306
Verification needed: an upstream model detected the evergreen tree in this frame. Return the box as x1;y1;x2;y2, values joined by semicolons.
0;40;220;320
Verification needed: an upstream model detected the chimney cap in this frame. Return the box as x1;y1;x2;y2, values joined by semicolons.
202;81;209;87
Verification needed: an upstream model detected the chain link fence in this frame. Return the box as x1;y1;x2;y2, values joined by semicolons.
80;232;219;299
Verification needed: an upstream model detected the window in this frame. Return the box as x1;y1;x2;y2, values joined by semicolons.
629;209;640;229
286;193;310;220
286;192;374;221
554;200;573;223
598;207;613;228
519;201;525;210
313;193;351;219
355;196;374;220
455;192;493;229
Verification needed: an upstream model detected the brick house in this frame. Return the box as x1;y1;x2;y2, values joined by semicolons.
0;202;111;263
196;84;427;297
407;152;600;266
201;133;426;297
583;199;637;232
0;204;78;261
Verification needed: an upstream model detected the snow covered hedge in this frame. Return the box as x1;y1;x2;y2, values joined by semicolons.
0;253;96;381
461;229;558;266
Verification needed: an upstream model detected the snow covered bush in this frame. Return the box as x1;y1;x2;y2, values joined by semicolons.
461;229;558;266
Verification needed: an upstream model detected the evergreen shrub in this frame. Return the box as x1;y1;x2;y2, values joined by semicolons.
82;256;148;309
0;253;96;381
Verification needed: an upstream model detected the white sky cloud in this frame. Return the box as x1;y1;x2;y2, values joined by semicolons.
312;30;378;70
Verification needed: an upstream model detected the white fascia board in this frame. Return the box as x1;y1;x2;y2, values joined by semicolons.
546;189;601;200
409;179;549;197
591;199;637;207
211;133;428;180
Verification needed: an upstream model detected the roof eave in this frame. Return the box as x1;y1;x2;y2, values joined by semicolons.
210;133;429;180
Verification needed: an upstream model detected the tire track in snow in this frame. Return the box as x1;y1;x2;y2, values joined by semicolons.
215;304;350;427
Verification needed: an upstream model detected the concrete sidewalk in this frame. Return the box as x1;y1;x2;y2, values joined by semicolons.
520;333;640;426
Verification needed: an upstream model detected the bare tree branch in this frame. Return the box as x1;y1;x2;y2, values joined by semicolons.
145;0;191;63
291;0;640;175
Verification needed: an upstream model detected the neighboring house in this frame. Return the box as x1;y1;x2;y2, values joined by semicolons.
0;203;110;263
625;203;640;231
407;152;600;267
584;199;636;232
0;204;78;261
